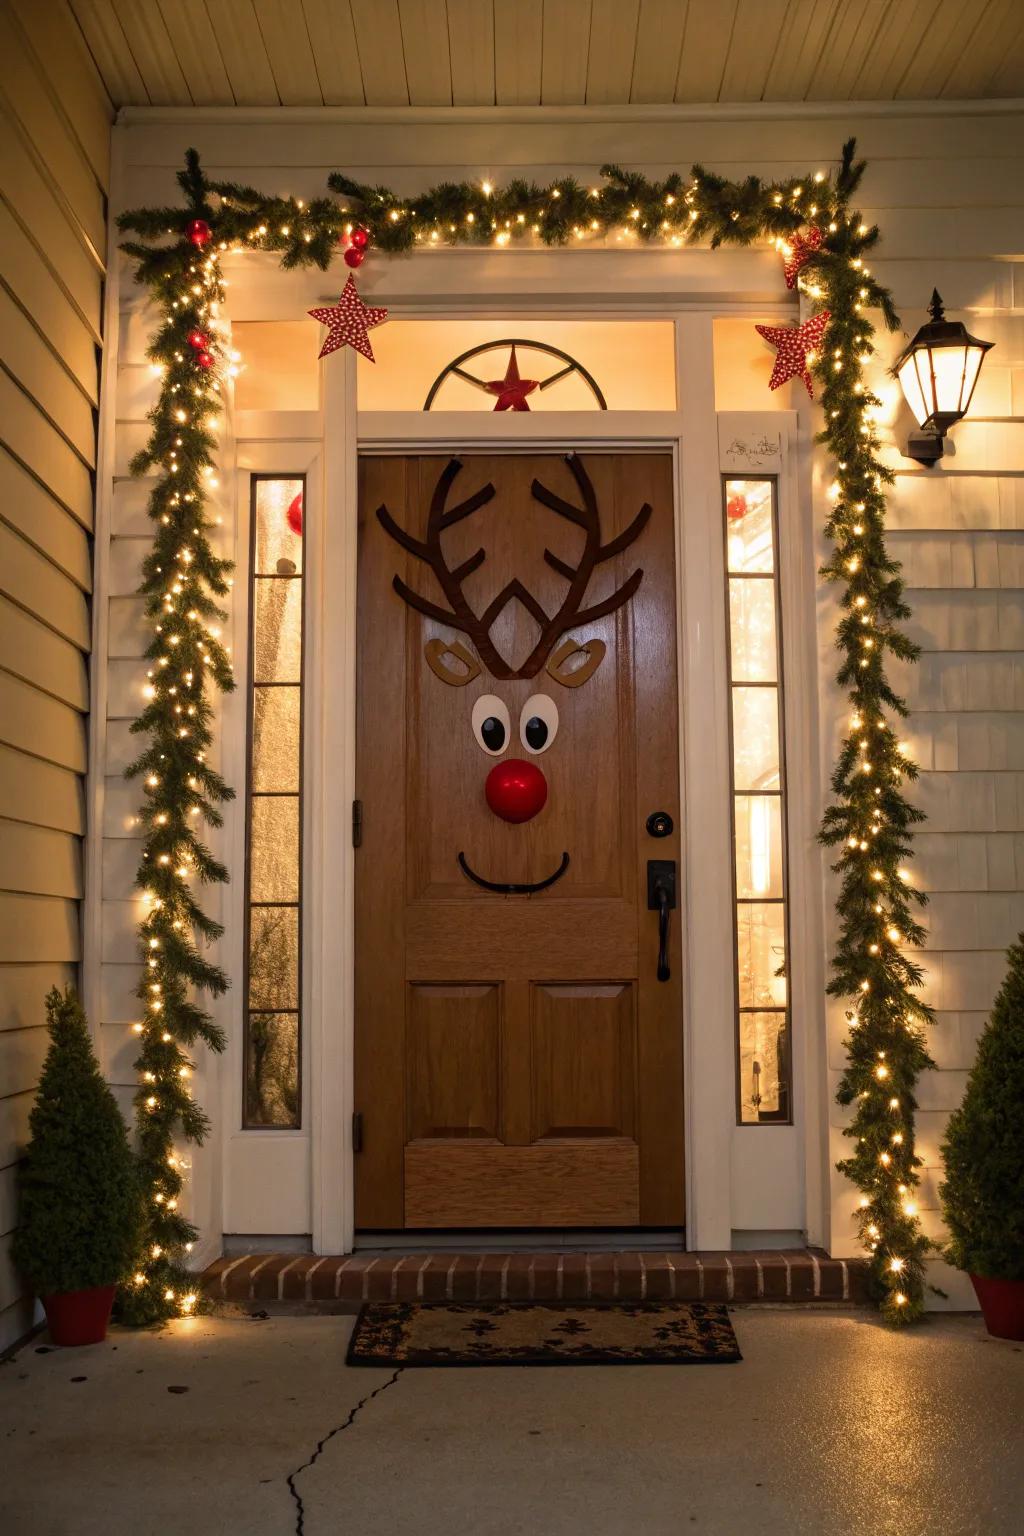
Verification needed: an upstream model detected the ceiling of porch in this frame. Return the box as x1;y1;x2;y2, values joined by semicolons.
70;0;1024;110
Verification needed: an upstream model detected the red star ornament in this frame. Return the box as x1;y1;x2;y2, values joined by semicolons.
308;276;388;363
755;310;831;398
782;225;823;289
484;345;539;411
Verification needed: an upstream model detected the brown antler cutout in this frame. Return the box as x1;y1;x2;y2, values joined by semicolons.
375;456;650;680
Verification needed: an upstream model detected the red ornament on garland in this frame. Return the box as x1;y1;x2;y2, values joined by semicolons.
485;759;547;824
196;350;215;371
187;329;209;351
344;247;365;269
186;218;212;249
782;225;823;289
755;310;831;398
727;493;748;521
350;227;370;250
286;493;303;536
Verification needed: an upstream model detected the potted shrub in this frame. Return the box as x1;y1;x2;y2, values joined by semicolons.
940;935;1024;1339
13;988;142;1346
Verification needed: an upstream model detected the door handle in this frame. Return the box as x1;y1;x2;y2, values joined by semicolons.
646;860;677;983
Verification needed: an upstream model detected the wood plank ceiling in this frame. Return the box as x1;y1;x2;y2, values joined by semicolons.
69;0;1024;109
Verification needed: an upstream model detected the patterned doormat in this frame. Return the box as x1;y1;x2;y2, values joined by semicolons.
346;1301;741;1367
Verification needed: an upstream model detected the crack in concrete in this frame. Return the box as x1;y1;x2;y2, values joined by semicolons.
286;1368;403;1535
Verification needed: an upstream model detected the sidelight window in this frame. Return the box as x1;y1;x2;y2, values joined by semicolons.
723;478;792;1124
243;476;305;1128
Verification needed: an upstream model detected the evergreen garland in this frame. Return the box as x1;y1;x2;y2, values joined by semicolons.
117;152;234;1324
119;138;932;1324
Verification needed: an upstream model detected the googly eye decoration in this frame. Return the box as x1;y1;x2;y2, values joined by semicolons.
471;695;511;756
520;694;559;754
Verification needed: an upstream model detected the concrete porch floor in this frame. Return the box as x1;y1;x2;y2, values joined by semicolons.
1;1310;1020;1535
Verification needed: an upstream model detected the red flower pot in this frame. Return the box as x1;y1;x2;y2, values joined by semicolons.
42;1284;116;1347
970;1274;1024;1340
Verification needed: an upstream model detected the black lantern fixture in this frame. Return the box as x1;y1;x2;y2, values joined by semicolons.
894;290;994;465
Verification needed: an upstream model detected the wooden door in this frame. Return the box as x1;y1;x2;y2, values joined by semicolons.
355;453;683;1229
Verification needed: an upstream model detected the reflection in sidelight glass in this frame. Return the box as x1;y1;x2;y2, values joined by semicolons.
724;478;791;1124
244;477;305;1128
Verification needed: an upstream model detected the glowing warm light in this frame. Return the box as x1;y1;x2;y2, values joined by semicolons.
749;797;772;896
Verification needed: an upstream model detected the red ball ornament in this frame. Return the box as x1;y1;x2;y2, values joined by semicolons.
186;218;211;249
727;494;748;521
485;758;548;824
187;329;209;351
350;227;370;250
196;350;215;370
286;493;303;536
344;247;365;269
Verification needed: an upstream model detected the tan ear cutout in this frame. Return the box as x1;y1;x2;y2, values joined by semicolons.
424;638;482;687
545;637;607;689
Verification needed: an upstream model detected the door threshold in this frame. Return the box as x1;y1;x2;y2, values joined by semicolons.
353;1228;686;1253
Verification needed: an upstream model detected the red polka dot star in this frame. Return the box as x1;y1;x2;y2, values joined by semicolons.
755;310;831;398
309;276;389;363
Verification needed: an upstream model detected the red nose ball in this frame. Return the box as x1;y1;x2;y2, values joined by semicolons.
485;758;548;823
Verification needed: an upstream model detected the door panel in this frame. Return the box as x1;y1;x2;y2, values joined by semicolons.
404;1142;641;1228
532;983;636;1140
406;983;500;1141
355;453;683;1229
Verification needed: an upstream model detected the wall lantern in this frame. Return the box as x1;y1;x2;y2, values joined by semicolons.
894;290;994;465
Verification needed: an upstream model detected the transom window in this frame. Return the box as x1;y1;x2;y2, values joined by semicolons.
231;318;677;413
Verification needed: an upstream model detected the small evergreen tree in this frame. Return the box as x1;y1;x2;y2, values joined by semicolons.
940;935;1024;1279
13;988;142;1296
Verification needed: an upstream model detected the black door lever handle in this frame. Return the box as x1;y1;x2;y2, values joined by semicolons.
654;881;671;982
646;859;677;984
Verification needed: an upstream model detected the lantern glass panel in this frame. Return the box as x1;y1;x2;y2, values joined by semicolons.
958;345;985;414
930;343;972;418
898;350;931;427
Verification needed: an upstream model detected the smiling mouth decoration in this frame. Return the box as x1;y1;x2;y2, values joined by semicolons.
457;851;570;895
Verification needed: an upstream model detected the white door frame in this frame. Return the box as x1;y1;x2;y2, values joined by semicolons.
307;319;820;1256
216;249;825;1256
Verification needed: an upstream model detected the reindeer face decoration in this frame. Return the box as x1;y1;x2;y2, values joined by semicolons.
376;456;651;892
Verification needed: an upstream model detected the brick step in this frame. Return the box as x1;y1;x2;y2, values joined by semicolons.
203;1249;869;1307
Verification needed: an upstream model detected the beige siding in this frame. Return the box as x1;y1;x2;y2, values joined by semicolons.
0;3;112;1350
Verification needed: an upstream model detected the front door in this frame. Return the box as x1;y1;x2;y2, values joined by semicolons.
354;452;683;1229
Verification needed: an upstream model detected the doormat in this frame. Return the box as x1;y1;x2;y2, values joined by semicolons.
346;1301;741;1367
